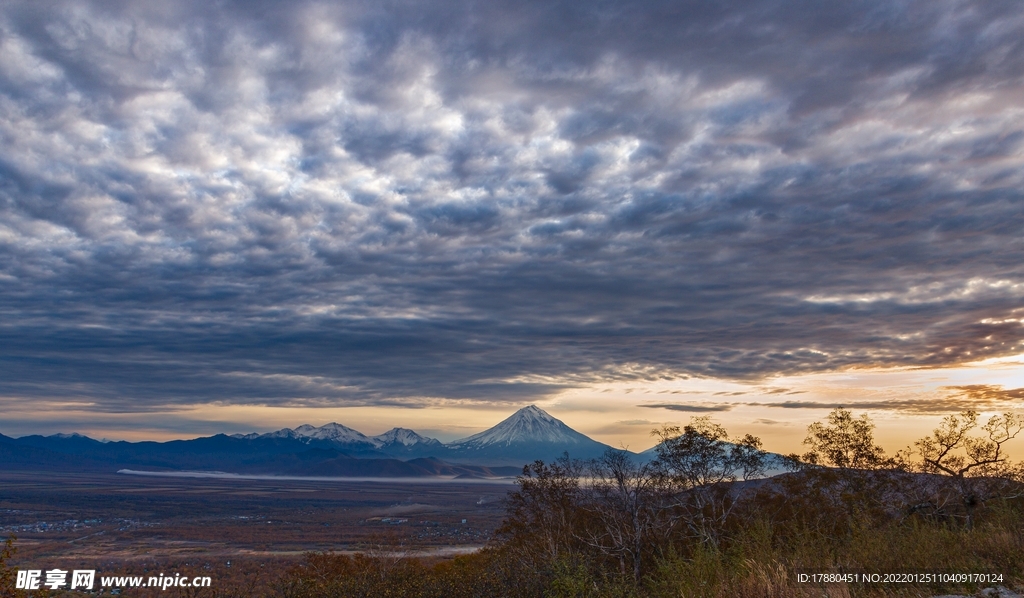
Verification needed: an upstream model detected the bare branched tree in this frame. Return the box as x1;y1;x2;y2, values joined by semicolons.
913;410;1024;528
495;457;587;572
359;531;412;583
653;417;769;548
580;450;670;583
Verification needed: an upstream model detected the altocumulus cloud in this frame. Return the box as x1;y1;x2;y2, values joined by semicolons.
1;0;1023;412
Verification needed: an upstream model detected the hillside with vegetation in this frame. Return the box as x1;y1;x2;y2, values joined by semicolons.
272;409;1023;598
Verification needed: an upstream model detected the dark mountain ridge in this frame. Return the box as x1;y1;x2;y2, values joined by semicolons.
1;406;618;476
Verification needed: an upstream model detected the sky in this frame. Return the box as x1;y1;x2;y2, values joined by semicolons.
1;0;1023;455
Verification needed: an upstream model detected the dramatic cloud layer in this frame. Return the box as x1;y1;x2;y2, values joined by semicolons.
1;0;1023;412
640;384;1024;415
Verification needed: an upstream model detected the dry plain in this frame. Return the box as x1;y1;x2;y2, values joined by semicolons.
1;469;513;591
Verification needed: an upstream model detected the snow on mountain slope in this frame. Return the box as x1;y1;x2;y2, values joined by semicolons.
447;405;598;449
295;422;372;444
245;422;376;446
233;423;442;450
229;432;261;440
372;428;443;448
228;408;613;463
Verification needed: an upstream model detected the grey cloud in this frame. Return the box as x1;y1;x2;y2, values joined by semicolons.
938;385;1024;407
0;408;276;438
0;0;1023;417
745;386;1024;414
649;387;1024;416
639;404;734;413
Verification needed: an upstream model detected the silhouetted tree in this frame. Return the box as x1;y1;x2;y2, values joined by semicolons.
581;449;669;583
789;408;911;528
493;456;589;590
914;410;1024;528
800;407;886;470
653;417;769;548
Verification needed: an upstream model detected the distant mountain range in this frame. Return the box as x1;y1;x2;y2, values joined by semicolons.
230;423;446;457
1;406;791;478
0;406;618;477
227;405;615;465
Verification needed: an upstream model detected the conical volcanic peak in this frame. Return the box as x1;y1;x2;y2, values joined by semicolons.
448;405;596;448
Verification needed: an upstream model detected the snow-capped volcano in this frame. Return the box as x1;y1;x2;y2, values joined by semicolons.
446;405;612;462
449;406;589;448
